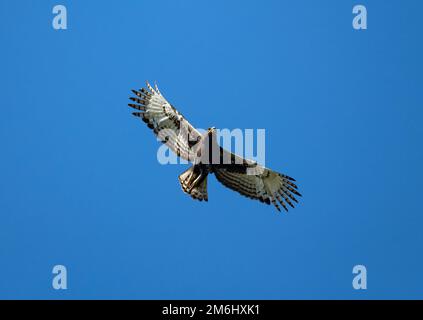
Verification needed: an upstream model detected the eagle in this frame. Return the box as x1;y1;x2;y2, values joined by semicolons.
128;81;301;212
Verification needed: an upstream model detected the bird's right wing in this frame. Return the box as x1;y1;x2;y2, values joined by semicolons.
129;81;202;161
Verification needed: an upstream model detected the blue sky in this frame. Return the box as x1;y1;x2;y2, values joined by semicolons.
0;0;422;299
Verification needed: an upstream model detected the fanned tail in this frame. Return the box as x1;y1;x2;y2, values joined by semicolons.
178;166;208;202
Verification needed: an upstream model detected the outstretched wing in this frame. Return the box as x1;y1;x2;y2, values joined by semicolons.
129;81;202;161
214;154;301;212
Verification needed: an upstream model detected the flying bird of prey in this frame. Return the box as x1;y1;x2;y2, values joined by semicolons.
128;81;301;212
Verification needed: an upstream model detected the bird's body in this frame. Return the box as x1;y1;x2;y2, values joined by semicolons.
128;81;301;212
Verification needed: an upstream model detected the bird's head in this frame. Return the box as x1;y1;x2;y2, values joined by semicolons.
207;127;216;134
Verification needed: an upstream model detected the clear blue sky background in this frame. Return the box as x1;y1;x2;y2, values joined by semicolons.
0;0;422;299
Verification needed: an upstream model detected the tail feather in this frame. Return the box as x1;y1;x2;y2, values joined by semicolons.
179;166;208;202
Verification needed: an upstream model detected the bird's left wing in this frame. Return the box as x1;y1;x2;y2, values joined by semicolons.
129;81;202;161
214;150;301;212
